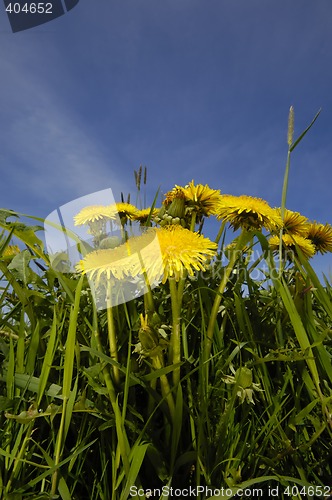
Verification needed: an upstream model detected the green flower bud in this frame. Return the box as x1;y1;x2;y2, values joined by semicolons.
235;367;253;388
167;196;185;218
99;236;122;249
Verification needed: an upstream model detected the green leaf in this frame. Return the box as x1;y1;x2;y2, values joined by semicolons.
0;208;18;223
120;443;150;500
7;249;32;285
289;108;321;152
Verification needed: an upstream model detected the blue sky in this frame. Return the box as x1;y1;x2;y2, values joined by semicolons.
1;1;332;275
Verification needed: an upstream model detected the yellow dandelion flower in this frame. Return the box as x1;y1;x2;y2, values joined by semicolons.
269;234;315;259
132;207;158;223
111;202;139;220
307;222;332;254
276;208;310;237
74;205;117;226
1;245;20;259
76;229;161;284
216;195;282;232
77;226;217;287
182;180;222;216
163;186;185;206
76;247;135;282
156;225;217;283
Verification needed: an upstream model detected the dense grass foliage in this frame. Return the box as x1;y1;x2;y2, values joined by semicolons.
0;112;331;500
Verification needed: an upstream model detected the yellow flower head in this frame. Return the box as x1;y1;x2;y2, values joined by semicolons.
76;229;160;284
111;203;139;220
156;225;217;283
76;226;217;287
163;186;185;206
182;180;222;216
132;207;158;224
269;234;315;259
277;208;310;237
307;222;332;254
74;205;117;226
216;195;282;232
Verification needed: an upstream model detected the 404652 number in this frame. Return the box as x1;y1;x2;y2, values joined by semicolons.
5;3;53;14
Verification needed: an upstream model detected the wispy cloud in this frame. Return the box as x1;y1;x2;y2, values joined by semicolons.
1;50;127;215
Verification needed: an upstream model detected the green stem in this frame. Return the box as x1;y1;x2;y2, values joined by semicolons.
106;282;120;385
152;354;175;422
169;278;185;388
214;220;226;246
190;211;197;232
143;274;155;316
279;148;291;276
94;327;130;475
204;229;249;364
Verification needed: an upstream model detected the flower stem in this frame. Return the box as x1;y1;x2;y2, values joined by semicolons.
204;229;249;363
214;220;226;246
106;282;120;384
152;354;175;421
169;277;185;388
190;211;197;232
93;326;130;475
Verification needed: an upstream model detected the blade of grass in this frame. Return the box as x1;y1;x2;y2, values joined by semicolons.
52;276;83;495
37;309;58;406
120;443;150;500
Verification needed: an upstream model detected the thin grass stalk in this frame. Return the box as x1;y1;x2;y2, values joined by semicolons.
4;338;16;476
37;309;58;406
279;107;321;275
279;146;291;276
15;310;25;376
144;165;147;209
5;423;34;494
279;106;294;275
51;276;83;495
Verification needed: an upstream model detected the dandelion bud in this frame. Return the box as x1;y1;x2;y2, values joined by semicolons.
167;195;186;218
235;367;253;388
99;236;122;249
158;206;166;219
